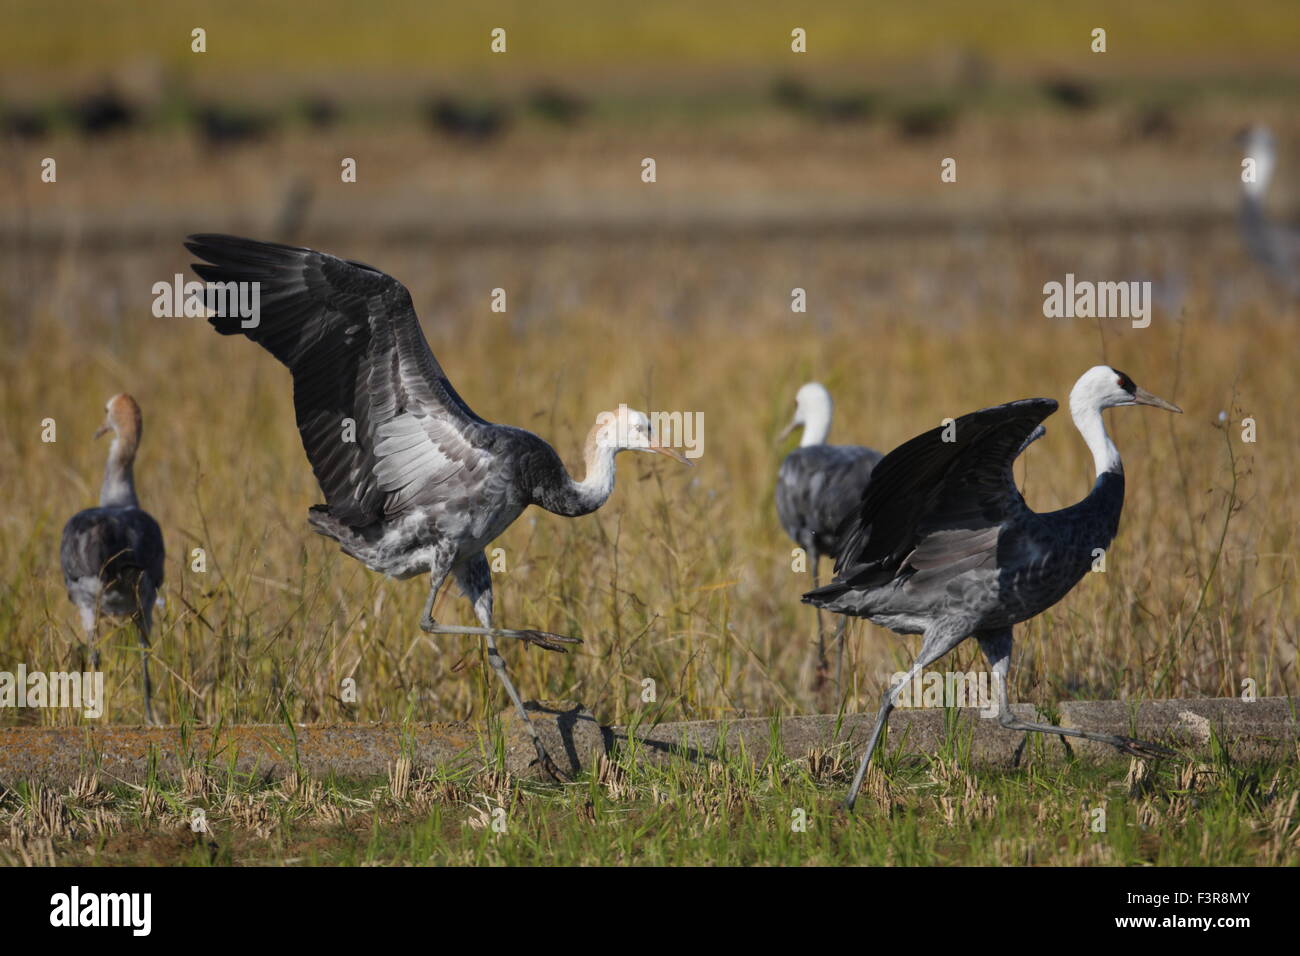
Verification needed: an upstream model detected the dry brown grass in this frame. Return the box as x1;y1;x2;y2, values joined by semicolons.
1;111;1296;731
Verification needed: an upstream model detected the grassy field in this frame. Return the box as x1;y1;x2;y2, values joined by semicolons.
3;97;1298;729
5;737;1297;865
2;190;1296;730
1;7;1298;866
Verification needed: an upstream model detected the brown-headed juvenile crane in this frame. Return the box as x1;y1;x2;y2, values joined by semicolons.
186;234;690;778
60;394;165;724
805;366;1181;810
775;383;882;697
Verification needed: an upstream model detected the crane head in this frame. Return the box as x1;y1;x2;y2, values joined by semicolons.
594;406;692;464
778;382;832;445
94;393;143;441
1071;366;1182;416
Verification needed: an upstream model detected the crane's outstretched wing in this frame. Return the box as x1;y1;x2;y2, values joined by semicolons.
187;234;496;527
1017;424;1046;457
827;398;1057;591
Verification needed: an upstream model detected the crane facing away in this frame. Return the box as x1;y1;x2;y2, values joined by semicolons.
60;394;165;724
186;234;690;778
805;366;1180;810
775;383;882;697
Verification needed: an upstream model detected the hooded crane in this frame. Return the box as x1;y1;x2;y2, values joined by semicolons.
1237;125;1300;292
775;383;882;697
805;366;1181;810
60;394;165;724
185;234;690;779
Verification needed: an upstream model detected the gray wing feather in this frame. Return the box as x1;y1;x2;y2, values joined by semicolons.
826;398;1057;593
186;234;496;528
1017;424;1046;456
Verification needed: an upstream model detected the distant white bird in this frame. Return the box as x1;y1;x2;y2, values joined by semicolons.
187;234;691;779
775;383;882;697
1237;125;1300;291
60;394;165;724
806;367;1180;810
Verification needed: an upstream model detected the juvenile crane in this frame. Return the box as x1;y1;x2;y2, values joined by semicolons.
186;234;690;778
1237;125;1300;291
775;383;882;696
805;367;1181;810
60;394;165;724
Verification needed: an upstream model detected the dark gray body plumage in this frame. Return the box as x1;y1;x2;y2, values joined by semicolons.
776;444;882;560
804;398;1117;639
60;506;165;627
186;234;594;582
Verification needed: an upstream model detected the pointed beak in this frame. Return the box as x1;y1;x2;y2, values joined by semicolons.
777;417;799;443
649;442;693;466
1133;386;1182;413
93;423;111;440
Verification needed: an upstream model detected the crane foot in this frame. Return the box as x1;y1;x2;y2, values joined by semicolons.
534;740;571;782
419;619;583;653
1110;735;1176;760
515;630;583;653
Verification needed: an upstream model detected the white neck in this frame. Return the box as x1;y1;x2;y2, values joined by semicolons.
799;402;832;447
1070;398;1121;477
1244;148;1275;200
99;435;139;508
573;441;618;510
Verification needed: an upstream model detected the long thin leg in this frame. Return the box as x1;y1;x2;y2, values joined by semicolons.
833;615;847;703
136;619;156;726
431;553;576;781
484;632;568;781
418;551;579;651
135;582;158;726
809;547;830;694
844;624;967;811
78;606;101;672
976;629;1172;761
